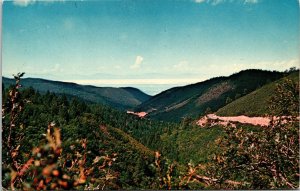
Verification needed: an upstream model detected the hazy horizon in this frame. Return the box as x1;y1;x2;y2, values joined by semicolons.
2;66;296;96
2;0;299;95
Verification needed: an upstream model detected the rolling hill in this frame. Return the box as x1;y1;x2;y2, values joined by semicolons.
216;71;299;116
2;77;151;110
135;69;284;122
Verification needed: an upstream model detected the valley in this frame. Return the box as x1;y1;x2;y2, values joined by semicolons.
3;1;299;189
135;69;285;122
2;69;299;190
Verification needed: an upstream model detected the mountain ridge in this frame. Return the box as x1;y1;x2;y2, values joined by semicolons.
2;69;293;121
2;76;151;110
135;69;285;122
216;71;299;116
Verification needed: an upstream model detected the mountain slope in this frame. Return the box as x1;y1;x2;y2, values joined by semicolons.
2;77;150;110
121;87;151;104
216;71;299;116
2;84;161;189
135;69;284;122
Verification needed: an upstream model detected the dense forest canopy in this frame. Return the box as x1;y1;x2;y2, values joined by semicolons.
1;70;299;190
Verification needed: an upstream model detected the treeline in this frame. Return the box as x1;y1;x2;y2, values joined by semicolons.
2;75;173;189
3;86;217;164
2;73;299;190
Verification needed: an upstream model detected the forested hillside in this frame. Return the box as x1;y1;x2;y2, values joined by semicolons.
1;76;174;189
2;72;299;190
2;77;150;110
216;71;299;116
135;69;284;122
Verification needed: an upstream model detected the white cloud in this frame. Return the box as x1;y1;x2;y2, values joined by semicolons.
244;0;258;4
12;0;64;7
13;0;36;7
35;64;64;74
194;0;225;5
130;56;144;69
4;64;64;77
210;0;224;5
194;0;259;5
252;59;299;71
173;61;190;71
70;78;205;85
194;0;206;3
203;58;300;76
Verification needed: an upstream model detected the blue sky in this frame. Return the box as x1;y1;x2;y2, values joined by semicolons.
2;0;299;95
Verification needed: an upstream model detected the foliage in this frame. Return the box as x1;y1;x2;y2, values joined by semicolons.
2;72;27;188
137;69;284;122
216;71;299;116
269;78;299;117
209;123;299;189
160;125;224;164
2;74;120;190
2;73;185;190
167;77;299;190
208;78;300;189
2;71;298;190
